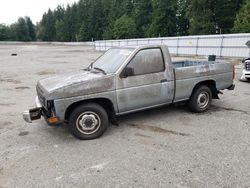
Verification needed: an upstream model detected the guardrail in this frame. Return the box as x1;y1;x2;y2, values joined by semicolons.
95;33;250;58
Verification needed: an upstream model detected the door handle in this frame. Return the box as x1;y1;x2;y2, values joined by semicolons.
160;79;167;83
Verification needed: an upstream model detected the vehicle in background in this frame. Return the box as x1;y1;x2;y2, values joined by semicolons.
240;41;250;81
23;45;235;140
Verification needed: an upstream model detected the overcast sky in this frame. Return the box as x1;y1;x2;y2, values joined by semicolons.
0;0;79;25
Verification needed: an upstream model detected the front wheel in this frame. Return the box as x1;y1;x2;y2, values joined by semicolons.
68;103;109;140
188;86;212;113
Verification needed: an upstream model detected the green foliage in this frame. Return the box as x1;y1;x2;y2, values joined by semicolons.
0;24;16;41
232;0;250;33
187;0;215;35
0;0;248;41
187;0;243;35
15;17;36;41
26;17;36;40
176;0;189;36
133;0;153;37
147;0;178;37
214;0;243;34
112;15;136;39
39;9;56;41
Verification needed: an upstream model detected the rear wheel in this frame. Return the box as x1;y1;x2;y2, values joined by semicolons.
68;103;109;140
188;85;212;113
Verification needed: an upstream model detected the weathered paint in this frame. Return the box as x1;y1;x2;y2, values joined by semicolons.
37;71;116;100
34;45;234;122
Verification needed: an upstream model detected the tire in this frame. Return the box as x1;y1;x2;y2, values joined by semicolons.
246;78;250;81
188;85;212;113
68;103;109;140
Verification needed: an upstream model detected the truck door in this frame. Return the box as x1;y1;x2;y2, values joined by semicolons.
116;47;171;113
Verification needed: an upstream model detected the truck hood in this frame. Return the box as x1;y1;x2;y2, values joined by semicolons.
37;70;115;99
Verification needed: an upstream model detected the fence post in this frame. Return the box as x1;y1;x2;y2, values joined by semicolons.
177;38;179;56
196;37;199;56
219;36;224;57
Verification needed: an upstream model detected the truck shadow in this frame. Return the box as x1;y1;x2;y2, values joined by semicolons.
117;103;188;124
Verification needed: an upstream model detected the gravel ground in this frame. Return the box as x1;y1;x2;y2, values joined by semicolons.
0;44;249;188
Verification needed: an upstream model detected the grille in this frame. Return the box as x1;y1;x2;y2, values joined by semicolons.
246;61;250;71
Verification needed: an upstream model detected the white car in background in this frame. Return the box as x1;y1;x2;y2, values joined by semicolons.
240;41;250;81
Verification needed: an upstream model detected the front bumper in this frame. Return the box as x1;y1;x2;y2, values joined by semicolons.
23;96;60;124
243;69;250;78
23;96;43;123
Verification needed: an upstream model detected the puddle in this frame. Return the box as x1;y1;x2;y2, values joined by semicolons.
0;121;13;129
0;103;15;106
15;86;30;90
135;133;151;138
36;71;55;75
128;123;189;136
211;105;250;116
18;131;29;136
0;79;21;84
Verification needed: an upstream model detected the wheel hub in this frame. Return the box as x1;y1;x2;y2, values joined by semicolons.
79;114;98;131
197;92;209;108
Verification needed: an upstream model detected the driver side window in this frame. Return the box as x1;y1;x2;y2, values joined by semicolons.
127;48;164;76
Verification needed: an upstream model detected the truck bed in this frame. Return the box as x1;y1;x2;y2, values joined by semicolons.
172;60;233;102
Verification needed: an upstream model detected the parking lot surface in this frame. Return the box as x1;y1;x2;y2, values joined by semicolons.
0;44;250;188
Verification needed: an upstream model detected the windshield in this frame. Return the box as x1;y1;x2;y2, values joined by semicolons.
92;48;134;74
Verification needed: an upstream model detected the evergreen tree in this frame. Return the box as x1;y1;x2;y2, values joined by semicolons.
147;0;178;37
113;15;136;39
16;17;30;41
133;0;153;37
214;0;243;34
40;9;56;41
187;0;215;35
232;0;250;33
25;17;36;40
176;0;189;36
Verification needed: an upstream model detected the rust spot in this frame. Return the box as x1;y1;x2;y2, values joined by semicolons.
128;123;189;136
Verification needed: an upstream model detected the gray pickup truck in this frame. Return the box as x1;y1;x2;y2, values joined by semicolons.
23;45;235;140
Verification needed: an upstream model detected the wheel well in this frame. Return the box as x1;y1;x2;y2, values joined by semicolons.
64;98;115;122
192;80;218;99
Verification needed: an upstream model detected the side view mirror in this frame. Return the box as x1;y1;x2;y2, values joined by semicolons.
122;67;134;78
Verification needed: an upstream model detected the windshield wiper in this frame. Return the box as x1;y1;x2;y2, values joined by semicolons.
87;62;94;71
93;67;106;75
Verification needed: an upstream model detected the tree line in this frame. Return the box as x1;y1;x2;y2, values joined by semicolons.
1;0;250;42
0;17;36;41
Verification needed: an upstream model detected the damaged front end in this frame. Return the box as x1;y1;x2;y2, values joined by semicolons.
23;96;60;125
23;96;43;123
